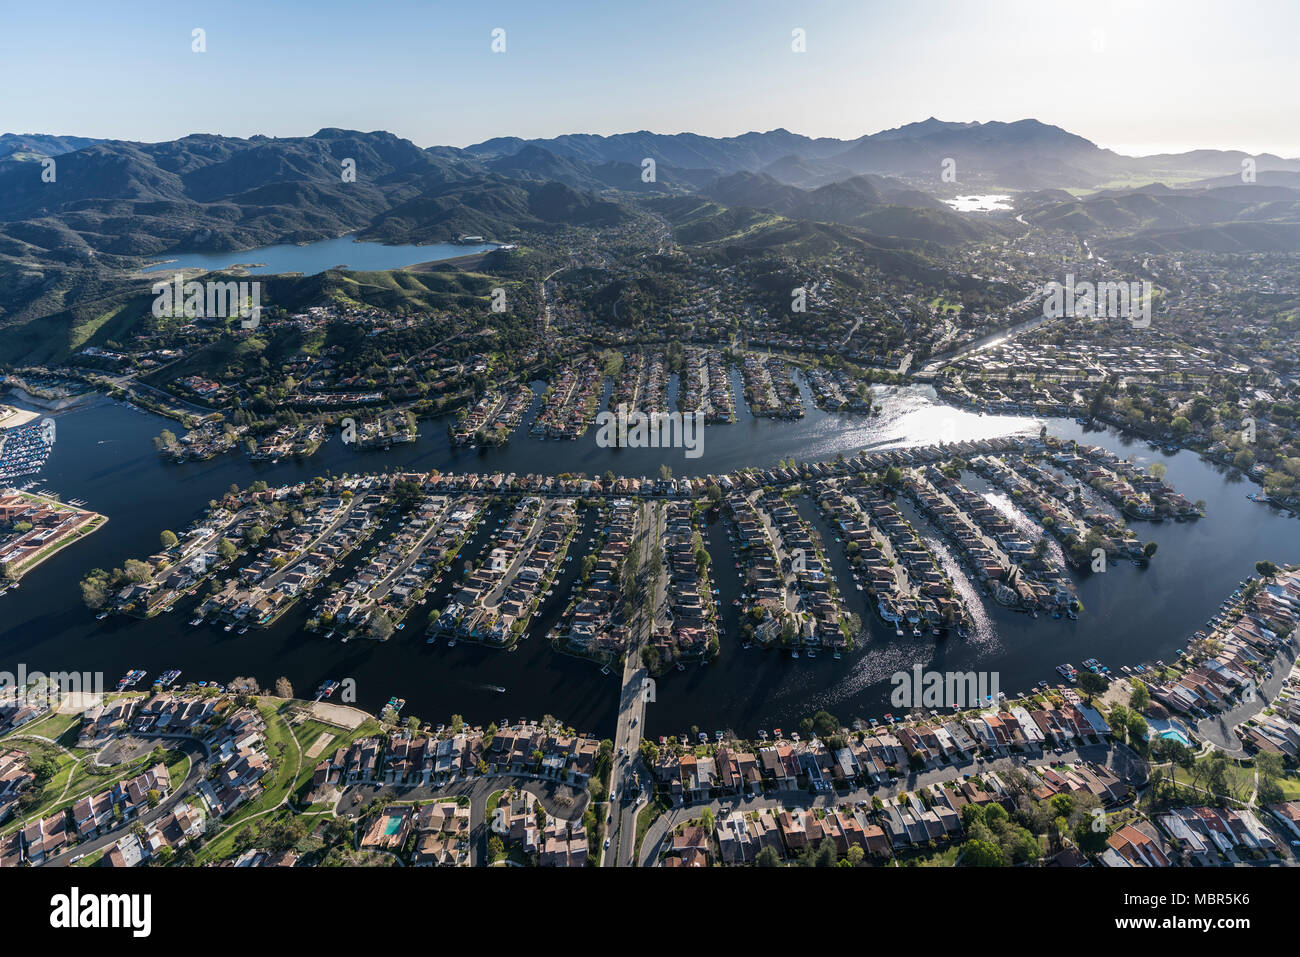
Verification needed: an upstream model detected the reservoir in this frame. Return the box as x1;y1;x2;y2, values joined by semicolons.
2;381;1296;740
141;234;497;276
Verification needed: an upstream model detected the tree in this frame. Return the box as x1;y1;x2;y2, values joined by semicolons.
1255;560;1279;581
1125;710;1148;744
810;710;840;739
961;839;1004;867
1255;751;1286;804
367;610;394;641
159;530;179;549
217;538;238;562
1128;679;1150;713
274;676;293;699
80;570;110;610
1077;671;1107;702
756;846;781;867
124;559;152;583
1143;541;1158;559
392;479;423;511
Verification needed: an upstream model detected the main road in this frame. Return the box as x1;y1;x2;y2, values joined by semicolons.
603;500;662;866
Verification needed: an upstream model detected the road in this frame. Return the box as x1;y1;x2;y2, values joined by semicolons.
636;741;1142;866
337;773;588;867
604;501;661;866
480;501;553;609
1197;639;1298;754
42;735;210;868
360;503;453;606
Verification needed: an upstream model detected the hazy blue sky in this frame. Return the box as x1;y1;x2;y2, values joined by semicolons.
4;0;1296;155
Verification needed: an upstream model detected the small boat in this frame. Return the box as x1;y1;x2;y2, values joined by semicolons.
158;669;182;688
189;618;202;626
223;623;233;632
791;649;800;659
96;611;109;621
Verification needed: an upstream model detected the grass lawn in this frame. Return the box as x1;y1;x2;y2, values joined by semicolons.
15;711;83;745
898;843;962;867
202;700;301;835
0;738;191;837
634;794;670;864
287;715;380;803
1167;760;1300;802
165;751;192;790
195;807;299;865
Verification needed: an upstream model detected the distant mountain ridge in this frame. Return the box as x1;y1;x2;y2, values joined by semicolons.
2;119;1299;362
0;133;101;163
468;118;1300;189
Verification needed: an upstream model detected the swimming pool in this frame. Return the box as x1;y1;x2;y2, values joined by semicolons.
1147;717;1193;747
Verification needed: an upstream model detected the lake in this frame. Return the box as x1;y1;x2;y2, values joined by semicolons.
2;379;1296;740
943;194;1013;212
141;234;498;276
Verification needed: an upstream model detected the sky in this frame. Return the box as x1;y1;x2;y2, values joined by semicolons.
3;0;1297;156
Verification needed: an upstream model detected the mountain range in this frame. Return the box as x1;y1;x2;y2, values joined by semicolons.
1;118;1298;363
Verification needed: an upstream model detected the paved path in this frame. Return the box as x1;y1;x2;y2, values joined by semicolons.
1197;640;1297;754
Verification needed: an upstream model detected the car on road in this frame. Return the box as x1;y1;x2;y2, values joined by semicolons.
603;837;611;850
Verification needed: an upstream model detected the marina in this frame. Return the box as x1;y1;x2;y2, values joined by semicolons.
0;385;1296;737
